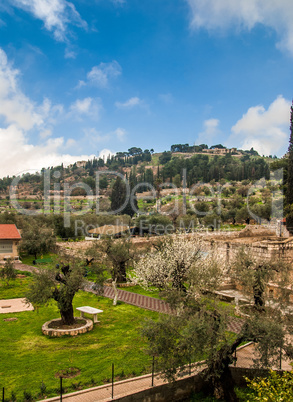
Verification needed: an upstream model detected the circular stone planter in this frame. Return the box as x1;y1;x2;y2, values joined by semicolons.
42;317;93;337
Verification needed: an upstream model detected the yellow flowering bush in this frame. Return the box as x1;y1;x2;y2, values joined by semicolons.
246;370;293;401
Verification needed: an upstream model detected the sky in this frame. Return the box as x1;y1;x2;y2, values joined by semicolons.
0;0;293;177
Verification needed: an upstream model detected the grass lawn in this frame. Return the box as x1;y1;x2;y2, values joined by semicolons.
0;271;32;299
123;284;162;299
20;253;58;267
0;279;159;400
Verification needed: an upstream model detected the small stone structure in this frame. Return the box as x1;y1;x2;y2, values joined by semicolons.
42;317;93;337
202;225;293;302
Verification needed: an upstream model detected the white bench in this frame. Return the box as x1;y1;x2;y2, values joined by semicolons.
76;306;103;323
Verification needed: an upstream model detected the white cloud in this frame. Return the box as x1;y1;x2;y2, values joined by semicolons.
115;97;144;109
186;0;293;55
83;127;126;145
229;95;291;155
0;47;97;177
79;61;122;88
69;97;102;119
114;127;126;141
10;0;87;42
64;48;77;59
0;49;44;130
83;127;111;144
65;138;76;148
98;148;115;161
195;118;221;145
39;128;52;139
0;124;95;177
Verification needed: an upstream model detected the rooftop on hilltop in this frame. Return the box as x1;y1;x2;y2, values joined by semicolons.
0;224;21;240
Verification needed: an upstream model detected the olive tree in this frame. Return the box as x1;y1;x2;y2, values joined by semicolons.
132;237;293;402
19;222;56;259
88;237;135;305
0;258;17;286
26;260;84;325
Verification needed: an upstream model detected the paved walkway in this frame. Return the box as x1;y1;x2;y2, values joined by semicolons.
86;282;173;314
38;364;205;402
14;262;244;333
234;342;292;371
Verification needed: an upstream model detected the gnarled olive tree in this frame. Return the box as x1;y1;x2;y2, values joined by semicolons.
26;260;84;325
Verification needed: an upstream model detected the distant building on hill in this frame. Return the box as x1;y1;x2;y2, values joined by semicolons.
202;147;238;155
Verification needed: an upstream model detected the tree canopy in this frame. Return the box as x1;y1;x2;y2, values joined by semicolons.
26;259;84;325
132;240;293;402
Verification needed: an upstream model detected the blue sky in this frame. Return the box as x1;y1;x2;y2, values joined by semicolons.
0;0;292;177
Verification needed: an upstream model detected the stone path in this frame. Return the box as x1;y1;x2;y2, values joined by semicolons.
14;262;244;333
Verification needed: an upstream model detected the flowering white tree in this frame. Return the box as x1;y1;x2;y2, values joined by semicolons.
132;235;225;293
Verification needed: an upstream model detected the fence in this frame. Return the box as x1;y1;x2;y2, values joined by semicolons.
1;343;289;401
0;356;158;402
1;356;207;402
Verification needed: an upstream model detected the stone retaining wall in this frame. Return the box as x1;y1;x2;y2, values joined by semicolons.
112;367;276;402
111;373;205;402
204;238;293;263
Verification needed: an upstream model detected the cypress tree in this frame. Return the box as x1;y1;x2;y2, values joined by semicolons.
286;101;293;233
286;101;293;205
111;176;137;217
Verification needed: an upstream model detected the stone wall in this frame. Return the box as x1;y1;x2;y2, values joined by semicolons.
112;368;276;402
111;373;205;402
203;237;293;264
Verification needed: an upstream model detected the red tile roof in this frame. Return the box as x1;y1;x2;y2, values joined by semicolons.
0;224;21;240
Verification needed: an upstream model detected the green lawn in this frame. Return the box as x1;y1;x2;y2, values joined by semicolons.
20;253;58;267
123;284;162;299
0;278;159;401
0;271;32;299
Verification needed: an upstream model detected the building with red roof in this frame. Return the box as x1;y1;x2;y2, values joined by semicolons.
0;224;21;262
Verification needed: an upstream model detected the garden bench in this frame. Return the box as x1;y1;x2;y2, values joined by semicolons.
76;306;103;323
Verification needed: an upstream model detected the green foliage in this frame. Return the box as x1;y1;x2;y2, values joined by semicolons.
158;151;172;164
232;248;291;309
246;370;293;401
111;176;138;217
89;237;134;283
0;259;16;286
26;260;85;324
136;214;173;234
19;221;56;259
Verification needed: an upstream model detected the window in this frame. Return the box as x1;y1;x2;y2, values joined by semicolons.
0;241;13;253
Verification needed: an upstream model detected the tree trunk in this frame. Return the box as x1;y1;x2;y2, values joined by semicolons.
117;262;127;283
60;304;75;325
112;279;118;306
212;366;239;402
207;335;247;402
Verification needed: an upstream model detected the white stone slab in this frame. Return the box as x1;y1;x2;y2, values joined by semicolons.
0;298;34;314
